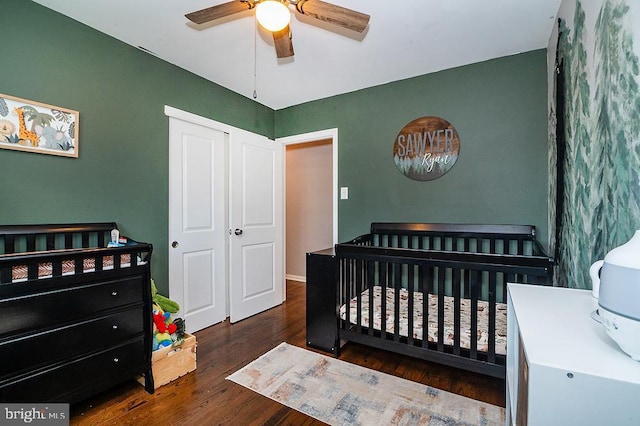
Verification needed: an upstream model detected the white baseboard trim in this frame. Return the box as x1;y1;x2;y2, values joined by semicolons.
286;274;306;283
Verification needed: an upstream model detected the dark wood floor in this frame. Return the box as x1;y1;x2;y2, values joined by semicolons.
71;281;505;425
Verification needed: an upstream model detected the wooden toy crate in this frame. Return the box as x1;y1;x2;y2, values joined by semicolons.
137;333;197;389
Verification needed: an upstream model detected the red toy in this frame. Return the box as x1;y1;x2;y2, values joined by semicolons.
153;310;177;334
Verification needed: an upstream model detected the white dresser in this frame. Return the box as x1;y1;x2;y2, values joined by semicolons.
506;283;640;425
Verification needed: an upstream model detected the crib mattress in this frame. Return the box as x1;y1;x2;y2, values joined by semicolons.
10;254;139;283
339;285;507;355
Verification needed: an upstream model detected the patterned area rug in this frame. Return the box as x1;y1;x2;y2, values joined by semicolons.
226;343;505;425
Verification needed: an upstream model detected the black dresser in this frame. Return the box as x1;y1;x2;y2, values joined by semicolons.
0;223;154;403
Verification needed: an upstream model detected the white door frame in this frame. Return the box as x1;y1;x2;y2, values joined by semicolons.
165;105;337;307
165;106;238;135
277;129;339;290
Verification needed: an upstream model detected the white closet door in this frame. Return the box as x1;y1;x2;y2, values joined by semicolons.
168;117;227;332
229;129;284;323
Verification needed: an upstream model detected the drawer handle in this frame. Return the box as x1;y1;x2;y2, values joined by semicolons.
111;291;118;296
113;357;119;363
112;325;118;330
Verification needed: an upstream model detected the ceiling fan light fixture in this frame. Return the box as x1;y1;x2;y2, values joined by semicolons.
255;0;291;32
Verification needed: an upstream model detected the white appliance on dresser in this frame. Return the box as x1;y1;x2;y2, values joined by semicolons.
506;283;640;426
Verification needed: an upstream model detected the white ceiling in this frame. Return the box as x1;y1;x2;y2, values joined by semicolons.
32;0;562;110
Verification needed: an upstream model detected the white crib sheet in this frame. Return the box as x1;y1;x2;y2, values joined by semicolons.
339;285;507;355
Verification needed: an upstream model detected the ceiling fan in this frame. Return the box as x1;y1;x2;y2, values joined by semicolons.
185;0;370;59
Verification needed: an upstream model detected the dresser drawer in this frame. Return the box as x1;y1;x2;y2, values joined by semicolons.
0;337;146;403
0;308;144;379
0;276;145;338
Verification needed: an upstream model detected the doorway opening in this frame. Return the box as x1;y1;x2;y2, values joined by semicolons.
279;129;338;284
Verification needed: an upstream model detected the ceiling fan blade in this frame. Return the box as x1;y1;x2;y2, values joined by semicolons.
185;1;251;25
273;25;294;58
296;0;370;33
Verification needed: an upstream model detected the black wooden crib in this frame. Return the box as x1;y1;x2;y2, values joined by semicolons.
306;223;554;378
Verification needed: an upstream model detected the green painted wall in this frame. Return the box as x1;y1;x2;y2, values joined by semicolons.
0;0;274;294
275;51;550;245
1;1;550;295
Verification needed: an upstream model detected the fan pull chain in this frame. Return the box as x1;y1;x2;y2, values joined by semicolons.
253;15;258;99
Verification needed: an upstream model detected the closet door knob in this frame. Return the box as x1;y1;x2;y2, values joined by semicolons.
171;241;179;248
234;229;243;236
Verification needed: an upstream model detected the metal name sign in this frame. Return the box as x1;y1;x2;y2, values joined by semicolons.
393;116;460;181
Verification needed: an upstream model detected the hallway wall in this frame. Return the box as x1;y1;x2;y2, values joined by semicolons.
286;140;333;279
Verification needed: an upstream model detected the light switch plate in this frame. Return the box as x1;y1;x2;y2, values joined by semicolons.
340;187;349;200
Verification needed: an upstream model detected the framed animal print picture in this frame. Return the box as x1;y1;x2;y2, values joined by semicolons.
0;93;79;158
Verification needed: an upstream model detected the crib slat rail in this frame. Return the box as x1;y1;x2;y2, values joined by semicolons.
0;246;152;286
370;222;548;257
0;223;152;288
0;223;118;255
306;222;554;380
335;244;552;377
